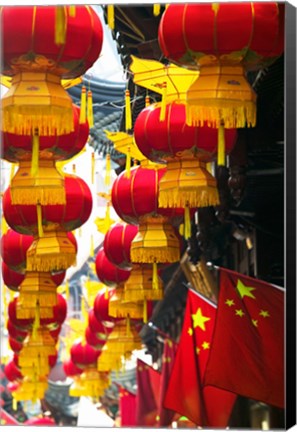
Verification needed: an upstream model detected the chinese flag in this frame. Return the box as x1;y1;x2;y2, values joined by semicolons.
204;267;284;408
157;339;178;426
0;408;20;425
163;289;237;427
135;359;160;426
119;387;136;426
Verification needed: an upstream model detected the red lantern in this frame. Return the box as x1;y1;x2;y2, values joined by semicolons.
134;102;236;164
93;288;116;325
85;327;106;350
51;271;66;287
8;297;33;329
8;336;24;354
63;359;83;377
1;229;33;273
70;340;101;368
4;360;23;382
95;247;131;287
49;326;62;342
7;320;28;342
40;293;67;329
88;309;113;339
2;262;25;291
25;417;56;426
104;223;139;270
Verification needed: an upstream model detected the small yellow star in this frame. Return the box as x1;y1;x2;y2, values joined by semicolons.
196;347;200;355
252;319;258;327
259;310;270;318
225;299;235;307
235;309;245;317
236;279;256;299
188;327;193;336
191;307;211;331
202;341;210;350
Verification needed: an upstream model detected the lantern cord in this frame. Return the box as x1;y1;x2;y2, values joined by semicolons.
91;152;95;184
104;202;111;233
65;280;70;301
90;235;94;258
124;146;131;179
55;6;66;45
143;299;148;324
107;5;115;30
12;398;17;411
32;302;40;340
87;90;94;128
152;262;159;290
36;204;44;238
9;163;16;182
153;4;161;16
217;123;226;166
31;131;39;177
145;95;150;108
125;90;132;131
159;82;167;122
79;86;87;124
184;205;192;240
104;154;111;187
104;286;109;300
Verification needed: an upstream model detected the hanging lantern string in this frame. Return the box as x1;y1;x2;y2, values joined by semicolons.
124;146;131;179
217;122;226;166
107;5;115;30
87;78;94;128
31;129;39;177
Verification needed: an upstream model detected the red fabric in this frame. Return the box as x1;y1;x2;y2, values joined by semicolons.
104;222;138;270
157;340;178;426
95;247;131;286
134;102;236;163
204;268;284;408
2;6;103;78
119;387;136;426
164;290;236;427
135;359;160;426
2;105;88;163
93;288;116;324
3;175;92;234
158;3;284;68
0;408;20;425
1;229;33;272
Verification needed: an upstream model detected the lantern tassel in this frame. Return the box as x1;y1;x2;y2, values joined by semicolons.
104;203;111;232
159;82;167;122
153;4;161;16
32;303;40;340
30;132;39;177
143;299;148;324
184;204;191;240
217;123;226;166
104;154;111;187
36;204;44;238
79;86;87;124
65;280;70;300
145;95;150;108
90;235;94;257
107;5;115;30
12;398;17;411
91;152;95;184
69;5;76;16
55;6;66;45
87;90;94;128
125;90;132;131
152;262;159;290
125;146;131;179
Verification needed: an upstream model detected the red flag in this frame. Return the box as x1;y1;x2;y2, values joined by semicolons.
135;359;160;426
0;408;20;425
157;339;178;427
119;387;136;426
164;290;236;427
204;267;284;408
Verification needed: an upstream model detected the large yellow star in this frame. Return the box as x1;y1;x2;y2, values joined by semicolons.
191;308;211;331
236;279;256;299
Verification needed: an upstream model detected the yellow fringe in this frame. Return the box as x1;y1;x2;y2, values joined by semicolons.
104;203;111;233
126;316;131;336
184;205;191;240
36;204;44;238
11;187;66;206
206;162;213;174
217;123;225;166
87;90;94;128
79;86;87;124
131;247;180;264
26;254;77;272
125;90;132;131
153;4;161;16
145;95;150;107
158;188;220;209
186;101;256;129
69;5;76;17
125;146;131;179
152;262;158;290
12;398;18;411
10;163;16;182
104;154;111;187
143;299;147;323
32;304;40;340
159;82;167;122
90;235;94;257
3;106;74;135
30;132;39;177
91;152;95;184
107;5;115;30
55;6;66;45
124;287;163;302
